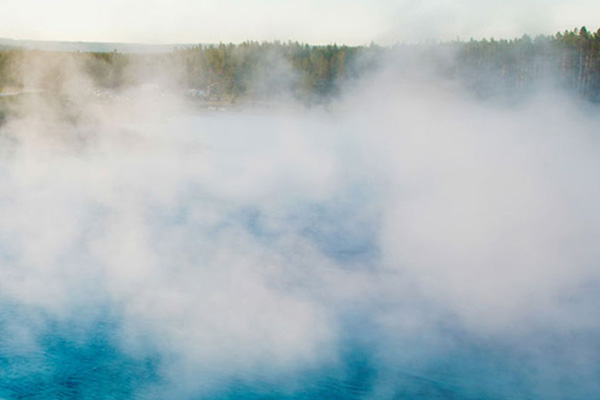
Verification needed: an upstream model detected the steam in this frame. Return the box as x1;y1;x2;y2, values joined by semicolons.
1;49;600;398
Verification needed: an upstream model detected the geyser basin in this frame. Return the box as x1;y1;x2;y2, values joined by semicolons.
1;84;600;399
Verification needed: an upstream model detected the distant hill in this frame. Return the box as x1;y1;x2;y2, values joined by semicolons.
0;38;198;53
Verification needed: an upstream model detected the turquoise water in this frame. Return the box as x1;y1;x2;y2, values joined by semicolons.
1;198;599;399
2;305;600;399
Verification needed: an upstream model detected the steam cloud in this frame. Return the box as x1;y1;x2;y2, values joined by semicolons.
1;50;600;399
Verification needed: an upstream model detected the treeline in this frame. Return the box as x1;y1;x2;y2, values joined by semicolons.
174;41;378;100
448;26;600;101
0;27;599;103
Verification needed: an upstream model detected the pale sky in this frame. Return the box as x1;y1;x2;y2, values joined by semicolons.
0;0;598;45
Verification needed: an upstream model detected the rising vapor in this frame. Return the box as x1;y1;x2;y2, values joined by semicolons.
0;47;599;399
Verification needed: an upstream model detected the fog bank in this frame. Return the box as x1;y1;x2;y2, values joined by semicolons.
1;54;600;399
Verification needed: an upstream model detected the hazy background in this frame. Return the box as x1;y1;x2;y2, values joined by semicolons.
0;0;598;44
